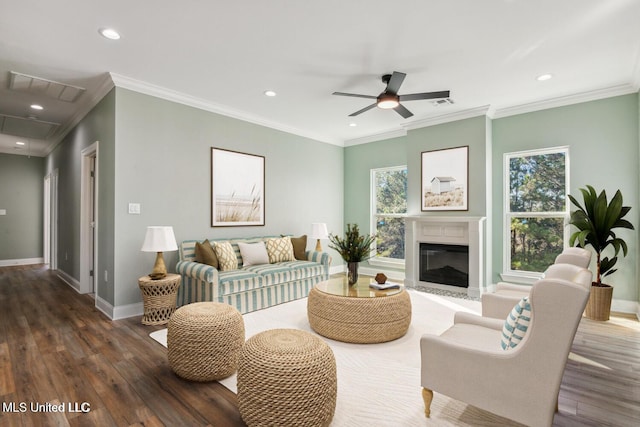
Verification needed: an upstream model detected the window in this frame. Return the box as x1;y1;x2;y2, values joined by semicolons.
504;147;569;276
371;166;407;265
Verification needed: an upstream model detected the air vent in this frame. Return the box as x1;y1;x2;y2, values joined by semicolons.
9;71;86;102
432;98;455;106
0;114;60;139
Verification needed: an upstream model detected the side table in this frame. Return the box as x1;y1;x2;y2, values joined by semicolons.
138;273;181;325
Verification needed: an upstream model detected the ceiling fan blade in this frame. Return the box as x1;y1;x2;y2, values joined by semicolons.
394;103;413;119
333;92;377;99
349;103;377;117
399;90;450;101
386;71;406;94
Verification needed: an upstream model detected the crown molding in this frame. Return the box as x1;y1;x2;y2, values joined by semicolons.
45;73;116;156
109;73;342;147
343;128;407;147
491;84;638;119
402;106;491;131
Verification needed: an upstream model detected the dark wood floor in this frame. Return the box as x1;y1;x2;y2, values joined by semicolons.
0;265;639;426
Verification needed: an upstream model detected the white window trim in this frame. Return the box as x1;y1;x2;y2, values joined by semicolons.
370;165;407;267
502;146;570;281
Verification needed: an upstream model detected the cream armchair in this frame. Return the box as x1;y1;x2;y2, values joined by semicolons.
481;247;592;319
420;277;590;427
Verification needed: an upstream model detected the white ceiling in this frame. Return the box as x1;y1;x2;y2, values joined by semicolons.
1;0;639;157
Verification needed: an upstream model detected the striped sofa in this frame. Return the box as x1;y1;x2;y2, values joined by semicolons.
175;237;331;314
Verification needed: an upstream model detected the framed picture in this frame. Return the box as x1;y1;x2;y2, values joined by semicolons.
421;146;468;211
211;147;265;226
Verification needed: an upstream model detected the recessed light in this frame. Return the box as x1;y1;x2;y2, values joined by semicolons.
349;123;357;127
99;28;121;40
264;90;277;97
30;104;43;110
536;74;553;81
16;141;25;146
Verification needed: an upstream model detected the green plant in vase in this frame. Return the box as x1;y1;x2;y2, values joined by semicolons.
328;224;376;285
568;185;634;320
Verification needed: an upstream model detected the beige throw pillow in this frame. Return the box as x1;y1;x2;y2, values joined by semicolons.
238;241;270;267
214;241;238;271
265;237;295;263
195;239;219;268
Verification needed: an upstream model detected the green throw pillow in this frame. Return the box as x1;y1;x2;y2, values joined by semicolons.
195;239;218;268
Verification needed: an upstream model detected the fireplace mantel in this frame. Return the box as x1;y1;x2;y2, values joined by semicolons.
405;216;486;297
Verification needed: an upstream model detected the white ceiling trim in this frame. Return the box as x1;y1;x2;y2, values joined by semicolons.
343;129;407;147
403;106;491;131
45;73;116;156
109;73;343;147
491;84;638;119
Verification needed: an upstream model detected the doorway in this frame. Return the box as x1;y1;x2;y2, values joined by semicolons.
80;142;98;295
43;169;58;269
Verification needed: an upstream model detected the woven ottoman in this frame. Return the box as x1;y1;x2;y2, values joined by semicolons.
237;329;337;427
167;302;244;381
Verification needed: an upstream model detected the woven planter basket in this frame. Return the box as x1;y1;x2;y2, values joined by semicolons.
585;284;613;321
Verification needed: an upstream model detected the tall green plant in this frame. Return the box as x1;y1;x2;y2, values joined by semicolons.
568;185;634;285
328;224;376;262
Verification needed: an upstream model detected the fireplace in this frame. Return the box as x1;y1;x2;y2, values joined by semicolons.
405;216;486;297
419;243;469;288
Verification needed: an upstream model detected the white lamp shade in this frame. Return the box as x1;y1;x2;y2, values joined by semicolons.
141;226;178;252
309;223;329;239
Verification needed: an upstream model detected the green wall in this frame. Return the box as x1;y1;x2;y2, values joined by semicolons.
112;88;344;306
0;153;45;261
45;89;116;303
492;94;639;301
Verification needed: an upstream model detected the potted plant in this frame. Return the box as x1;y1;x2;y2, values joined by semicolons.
568;185;634;321
328;224;376;284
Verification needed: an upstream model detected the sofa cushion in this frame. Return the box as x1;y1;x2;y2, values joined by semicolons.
218;270;262;294
195;239;219;268
215;241;238;271
265;237;295;263
238;241;270;267
501;297;531;350
289;235;308;260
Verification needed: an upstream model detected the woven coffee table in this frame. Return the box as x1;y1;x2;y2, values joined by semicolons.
237;329;336;427
167;302;245;381
307;276;411;344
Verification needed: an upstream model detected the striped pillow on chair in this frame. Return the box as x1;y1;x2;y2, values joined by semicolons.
501;297;531;350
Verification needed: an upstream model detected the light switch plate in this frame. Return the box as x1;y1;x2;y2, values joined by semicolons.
128;203;141;214
0;209;6;215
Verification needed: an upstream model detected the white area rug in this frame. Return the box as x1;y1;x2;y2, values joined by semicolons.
150;290;518;426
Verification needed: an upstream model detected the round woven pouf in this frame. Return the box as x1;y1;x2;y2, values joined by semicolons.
237;329;337;427
167;302;244;381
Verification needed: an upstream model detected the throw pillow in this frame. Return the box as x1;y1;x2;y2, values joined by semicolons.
238;241;270;267
265;236;295;263
501;297;532;350
214;241;238;271
288;235;308;260
194;239;219;268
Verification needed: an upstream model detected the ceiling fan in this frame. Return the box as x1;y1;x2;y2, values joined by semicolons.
332;71;450;118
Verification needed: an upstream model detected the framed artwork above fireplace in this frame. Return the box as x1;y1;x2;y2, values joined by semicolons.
421;146;468;211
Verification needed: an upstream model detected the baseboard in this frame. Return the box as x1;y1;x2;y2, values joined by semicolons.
56;269;81;292
95;295;143;321
611;299;640;319
0;257;44;267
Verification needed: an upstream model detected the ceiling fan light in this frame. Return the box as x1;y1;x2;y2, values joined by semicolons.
377;95;399;109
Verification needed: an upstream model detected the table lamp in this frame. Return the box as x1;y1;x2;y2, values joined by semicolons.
141;226;178;280
309;223;329;251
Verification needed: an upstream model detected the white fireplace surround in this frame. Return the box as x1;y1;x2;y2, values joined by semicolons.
405;216;486;298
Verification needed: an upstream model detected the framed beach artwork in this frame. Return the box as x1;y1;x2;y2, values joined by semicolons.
421;146;468;211
211;147;265;226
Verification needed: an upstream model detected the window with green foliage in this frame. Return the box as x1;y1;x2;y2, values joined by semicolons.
505;147;569;273
371;166;407;264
